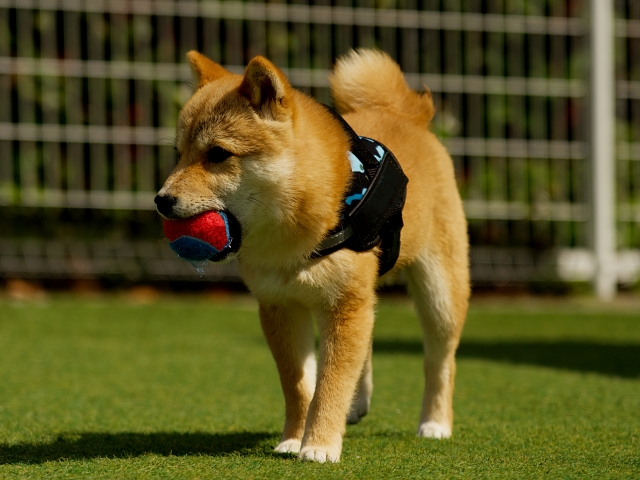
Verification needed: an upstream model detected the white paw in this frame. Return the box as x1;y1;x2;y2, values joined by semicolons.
274;439;301;454
298;446;341;463
417;421;451;439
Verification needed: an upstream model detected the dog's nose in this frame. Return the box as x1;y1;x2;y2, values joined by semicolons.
154;194;177;217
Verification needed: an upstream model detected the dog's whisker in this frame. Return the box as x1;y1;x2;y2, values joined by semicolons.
248;196;277;217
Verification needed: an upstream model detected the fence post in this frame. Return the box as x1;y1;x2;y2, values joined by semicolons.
589;0;617;300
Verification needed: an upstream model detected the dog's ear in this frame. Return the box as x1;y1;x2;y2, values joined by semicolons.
239;56;291;121
187;51;231;88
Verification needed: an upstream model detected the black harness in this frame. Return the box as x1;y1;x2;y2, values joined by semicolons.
312;107;409;276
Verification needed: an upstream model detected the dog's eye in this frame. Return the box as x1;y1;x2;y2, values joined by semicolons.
206;146;233;164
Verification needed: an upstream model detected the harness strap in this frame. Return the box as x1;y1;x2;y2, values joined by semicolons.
312;106;408;276
323;106;380;176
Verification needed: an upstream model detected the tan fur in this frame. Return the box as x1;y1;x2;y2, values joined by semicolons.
330;49;435;126
158;49;469;463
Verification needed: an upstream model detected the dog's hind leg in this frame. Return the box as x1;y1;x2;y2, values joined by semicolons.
347;341;373;424
405;248;468;439
259;302;316;454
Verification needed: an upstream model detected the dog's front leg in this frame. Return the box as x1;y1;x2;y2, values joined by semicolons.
259;302;315;454
299;295;375;463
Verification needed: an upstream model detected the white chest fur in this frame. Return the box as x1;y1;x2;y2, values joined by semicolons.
239;249;358;308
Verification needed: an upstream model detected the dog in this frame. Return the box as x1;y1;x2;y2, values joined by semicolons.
155;49;469;463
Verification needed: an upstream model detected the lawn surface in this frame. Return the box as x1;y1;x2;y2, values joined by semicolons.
0;294;638;478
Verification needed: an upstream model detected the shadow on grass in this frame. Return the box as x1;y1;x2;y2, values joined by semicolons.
373;340;640;378
0;431;277;465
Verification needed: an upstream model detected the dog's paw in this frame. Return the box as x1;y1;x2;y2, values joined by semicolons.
298;446;341;463
346;404;368;424
274;439;301;454
417;421;451;439
347;386;371;425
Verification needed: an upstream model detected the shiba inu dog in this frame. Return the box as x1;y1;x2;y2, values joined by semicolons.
155;49;469;463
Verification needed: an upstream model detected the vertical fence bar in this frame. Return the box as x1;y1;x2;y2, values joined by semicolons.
312;0;332;104
399;0;417;74
179;4;198;57
465;0;486;213
291;0;311;95
590;0;617;299
110;11;132;197
17;8;37;204
485;0;507;245
333;0;353;58
378;0;396;58
87;9;108;198
569;7;589;248
355;0;375;49
506;1;529;247
201;7;221;61
529;26;551;247
223;2;243;64
133;11;154;194
157;6;178;184
626;0;640;251
267;0;287;67
40;8;62;203
549;3;571;247
614;0;629;250
0;6;13;204
421;0;440;133
244;0;264;60
63;9;85;200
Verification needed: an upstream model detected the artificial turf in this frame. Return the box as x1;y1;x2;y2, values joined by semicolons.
0;294;638;478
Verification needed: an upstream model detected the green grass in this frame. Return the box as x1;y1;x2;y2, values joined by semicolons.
0;295;638;478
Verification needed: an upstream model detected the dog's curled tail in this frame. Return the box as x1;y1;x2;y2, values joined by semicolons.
330;49;435;126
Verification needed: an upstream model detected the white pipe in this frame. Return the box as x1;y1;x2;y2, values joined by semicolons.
590;0;617;300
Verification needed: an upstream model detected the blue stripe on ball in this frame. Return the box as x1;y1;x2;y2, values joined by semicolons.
218;211;232;250
169;236;221;262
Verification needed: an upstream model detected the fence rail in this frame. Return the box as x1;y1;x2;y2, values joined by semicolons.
0;57;593;96
0;0;639;293
0;0;588;34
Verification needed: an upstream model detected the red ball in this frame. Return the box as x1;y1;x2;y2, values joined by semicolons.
163;211;230;252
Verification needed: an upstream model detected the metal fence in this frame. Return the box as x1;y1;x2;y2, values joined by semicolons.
0;0;638;295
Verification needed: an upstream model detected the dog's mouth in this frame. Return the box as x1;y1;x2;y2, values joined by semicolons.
163;209;242;263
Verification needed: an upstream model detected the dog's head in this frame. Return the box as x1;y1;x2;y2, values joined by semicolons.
156;52;350;267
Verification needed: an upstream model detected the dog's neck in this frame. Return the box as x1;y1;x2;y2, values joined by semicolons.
237;94;353;270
